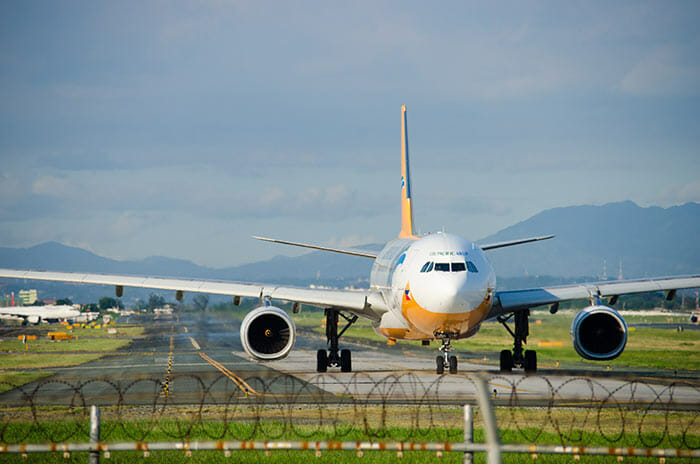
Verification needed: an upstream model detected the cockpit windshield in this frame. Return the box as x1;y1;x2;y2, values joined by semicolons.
451;262;466;272
434;263;450;272
420;261;475;273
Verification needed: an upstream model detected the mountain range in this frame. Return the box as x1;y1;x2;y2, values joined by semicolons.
0;201;698;302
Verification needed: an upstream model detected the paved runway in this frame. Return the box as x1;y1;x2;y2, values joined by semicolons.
1;312;699;409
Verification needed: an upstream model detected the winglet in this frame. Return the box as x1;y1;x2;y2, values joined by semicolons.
399;105;416;239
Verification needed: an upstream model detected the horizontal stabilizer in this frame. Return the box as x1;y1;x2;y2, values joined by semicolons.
252;236;377;258
480;234;555;251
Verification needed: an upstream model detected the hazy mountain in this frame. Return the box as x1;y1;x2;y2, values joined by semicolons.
479;201;700;278
1;201;697;302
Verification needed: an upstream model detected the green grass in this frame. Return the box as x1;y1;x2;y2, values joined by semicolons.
6;450;695;463
0;371;54;393
0;338;131;353
293;309;700;371
0;338;132;353
0;353;106;369
65;324;144;338
0;411;696;463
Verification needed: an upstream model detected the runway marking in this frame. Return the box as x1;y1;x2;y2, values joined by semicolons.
184;327;188;333
189;337;200;350
199;352;259;396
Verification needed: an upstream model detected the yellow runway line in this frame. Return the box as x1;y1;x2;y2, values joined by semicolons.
199;352;259;396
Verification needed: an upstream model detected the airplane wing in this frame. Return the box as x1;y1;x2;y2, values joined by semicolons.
252;236;377;258
479;235;555;250
0;268;387;322
488;274;700;318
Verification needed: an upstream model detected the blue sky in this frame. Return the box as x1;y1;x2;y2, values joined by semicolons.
1;1;699;267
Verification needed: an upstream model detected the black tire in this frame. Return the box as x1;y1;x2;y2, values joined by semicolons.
340;349;352;372
448;355;458;374
316;349;328;373
524;350;537;373
499;349;513;372
436;356;445;375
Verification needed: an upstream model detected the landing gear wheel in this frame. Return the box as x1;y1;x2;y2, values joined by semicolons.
448;355;458;374
499;349;513;372
436;356;445;374
340;349;352;372
316;349;328;373
523;350;537;373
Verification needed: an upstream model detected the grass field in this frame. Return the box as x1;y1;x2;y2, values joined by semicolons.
293;309;700;371
0;324;142;389
0;407;696;463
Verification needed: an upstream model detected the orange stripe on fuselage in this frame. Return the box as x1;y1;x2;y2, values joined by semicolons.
401;283;491;337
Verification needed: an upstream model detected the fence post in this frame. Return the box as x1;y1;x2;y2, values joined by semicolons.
463;404;473;464
89;405;100;464
473;375;501;464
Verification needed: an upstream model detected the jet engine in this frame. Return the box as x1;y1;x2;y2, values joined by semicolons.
240;305;296;361
570;305;628;361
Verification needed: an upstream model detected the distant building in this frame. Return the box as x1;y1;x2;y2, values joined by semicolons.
19;289;38;305
0;294;13;307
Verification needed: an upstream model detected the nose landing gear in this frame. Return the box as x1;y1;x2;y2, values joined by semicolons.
316;308;357;373
435;332;459;374
498;309;537;373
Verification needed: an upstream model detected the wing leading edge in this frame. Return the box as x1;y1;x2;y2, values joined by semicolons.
0;268;386;321
488;274;700;319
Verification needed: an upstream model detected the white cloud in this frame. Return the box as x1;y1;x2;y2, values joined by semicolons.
659;179;700;205
620;46;700;96
31;176;76;197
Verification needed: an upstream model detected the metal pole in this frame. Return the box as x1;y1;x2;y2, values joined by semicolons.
89;405;100;464
473;375;501;464
463;404;473;464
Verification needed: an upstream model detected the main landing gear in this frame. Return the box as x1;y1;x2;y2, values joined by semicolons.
498;309;537;373
317;308;357;373
435;332;459;375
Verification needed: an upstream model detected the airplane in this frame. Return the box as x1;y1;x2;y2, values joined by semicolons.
0;304;82;325
1;106;698;374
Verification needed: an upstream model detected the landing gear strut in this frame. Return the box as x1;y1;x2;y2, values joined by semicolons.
316;308;357;373
435;332;458;375
498;309;537;373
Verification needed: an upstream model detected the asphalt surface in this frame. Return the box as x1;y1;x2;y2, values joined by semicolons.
1;312;699;408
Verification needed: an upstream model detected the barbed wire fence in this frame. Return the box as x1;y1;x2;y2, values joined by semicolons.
0;373;698;462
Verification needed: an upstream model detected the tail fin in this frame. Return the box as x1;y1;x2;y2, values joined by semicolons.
399;105;416;239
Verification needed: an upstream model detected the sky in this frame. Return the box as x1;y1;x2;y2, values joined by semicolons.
0;1;699;267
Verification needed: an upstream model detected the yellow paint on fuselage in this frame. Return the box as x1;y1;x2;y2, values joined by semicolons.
400;283;491;338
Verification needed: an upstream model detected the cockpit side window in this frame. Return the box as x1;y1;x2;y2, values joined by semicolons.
426;262;434;272
466;261;478;273
434;263;450;272
420;262;430;272
451;262;466;272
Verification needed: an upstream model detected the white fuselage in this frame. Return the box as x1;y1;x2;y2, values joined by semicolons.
370;232;496;341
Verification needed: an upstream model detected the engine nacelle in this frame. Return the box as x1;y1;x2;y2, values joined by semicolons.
571;305;628;361
240;305;296;361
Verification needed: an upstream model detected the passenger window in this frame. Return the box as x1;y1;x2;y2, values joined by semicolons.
435;263;450;272
466;261;478;273
420;262;430;272
451;262;466;272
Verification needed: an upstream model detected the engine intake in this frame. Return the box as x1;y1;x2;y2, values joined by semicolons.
571;305;628;361
240;305;296;360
